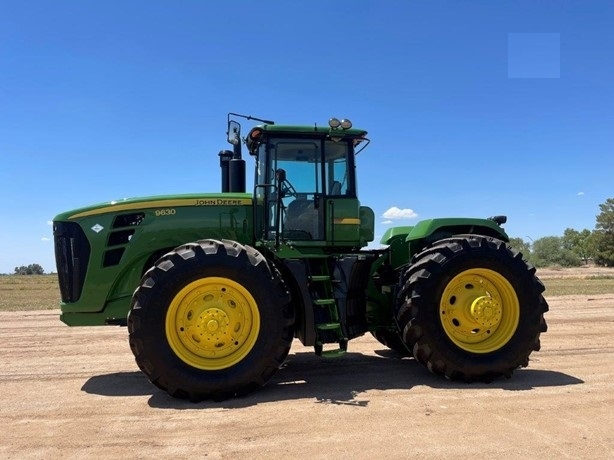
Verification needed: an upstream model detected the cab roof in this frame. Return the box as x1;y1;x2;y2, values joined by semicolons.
250;124;367;137
246;124;368;154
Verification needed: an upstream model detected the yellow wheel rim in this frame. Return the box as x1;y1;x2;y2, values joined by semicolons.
165;277;260;370
440;268;519;354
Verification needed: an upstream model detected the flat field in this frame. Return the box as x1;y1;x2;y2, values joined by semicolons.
0;275;60;311
1;266;613;311
0;268;613;459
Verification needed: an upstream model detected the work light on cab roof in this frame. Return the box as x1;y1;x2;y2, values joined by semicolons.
328;117;353;130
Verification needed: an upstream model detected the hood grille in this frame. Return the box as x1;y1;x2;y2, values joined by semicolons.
54;222;90;302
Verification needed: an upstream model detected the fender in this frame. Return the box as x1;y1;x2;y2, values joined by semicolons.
381;217;509;267
406;217;508;243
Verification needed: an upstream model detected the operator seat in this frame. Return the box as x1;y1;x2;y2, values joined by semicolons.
330;181;342;195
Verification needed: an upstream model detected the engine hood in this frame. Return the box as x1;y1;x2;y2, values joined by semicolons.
54;193;253;221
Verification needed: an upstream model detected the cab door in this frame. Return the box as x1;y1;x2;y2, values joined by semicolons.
323;140;361;246
255;138;325;242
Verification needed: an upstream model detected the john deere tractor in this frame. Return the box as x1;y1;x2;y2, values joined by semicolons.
53;113;548;401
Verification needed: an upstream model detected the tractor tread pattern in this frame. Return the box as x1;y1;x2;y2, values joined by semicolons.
396;235;548;382
128;239;294;402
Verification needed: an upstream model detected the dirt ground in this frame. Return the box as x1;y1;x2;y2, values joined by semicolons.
1;294;613;459
536;266;614;279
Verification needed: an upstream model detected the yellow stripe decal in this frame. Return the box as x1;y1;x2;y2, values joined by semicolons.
69;198;253;219
333;218;361;225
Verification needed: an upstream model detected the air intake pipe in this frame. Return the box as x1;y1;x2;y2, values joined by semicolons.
219;150;233;193
219;150;246;193
229;157;246;193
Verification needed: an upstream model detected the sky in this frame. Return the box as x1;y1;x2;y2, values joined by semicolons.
1;1;613;274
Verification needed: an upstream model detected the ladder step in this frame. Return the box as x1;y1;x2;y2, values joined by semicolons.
309;275;330;282
313;298;336;306
316;322;342;331
315;338;348;357
320;348;347;358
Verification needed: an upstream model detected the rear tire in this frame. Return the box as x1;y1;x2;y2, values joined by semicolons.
397;235;548;382
128;239;294;401
370;330;410;356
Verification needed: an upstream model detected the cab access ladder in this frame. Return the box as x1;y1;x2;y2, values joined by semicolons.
306;258;348;357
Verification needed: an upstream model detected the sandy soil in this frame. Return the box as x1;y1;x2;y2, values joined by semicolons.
1;294;613;459
537;266;614;279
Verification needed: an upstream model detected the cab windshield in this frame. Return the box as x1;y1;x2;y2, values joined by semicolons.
256;138;354;197
254;137;355;241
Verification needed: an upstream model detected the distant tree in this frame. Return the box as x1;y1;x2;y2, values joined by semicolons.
532;236;581;267
562;228;596;264
509;237;533;262
594;198;614;266
14;264;45;275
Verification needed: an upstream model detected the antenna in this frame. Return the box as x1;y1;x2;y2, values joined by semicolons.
228;112;275;125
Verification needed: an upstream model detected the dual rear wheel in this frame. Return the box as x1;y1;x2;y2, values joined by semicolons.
396;235;548;381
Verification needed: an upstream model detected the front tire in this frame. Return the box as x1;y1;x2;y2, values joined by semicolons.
128;239;294;401
397;235;548;382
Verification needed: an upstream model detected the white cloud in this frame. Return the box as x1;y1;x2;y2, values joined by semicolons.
380;220;393;225
577;192;585;196
382;206;418;220
47;220;53;226
41;237;51;242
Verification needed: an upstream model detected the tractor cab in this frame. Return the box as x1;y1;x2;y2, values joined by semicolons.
238;117;374;249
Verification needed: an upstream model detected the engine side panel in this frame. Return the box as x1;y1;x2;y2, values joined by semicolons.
55;193;254;326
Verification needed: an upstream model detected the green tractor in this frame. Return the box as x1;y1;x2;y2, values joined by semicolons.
53;113;548;401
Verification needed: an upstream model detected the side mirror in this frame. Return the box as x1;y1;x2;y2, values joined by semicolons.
227;120;241;145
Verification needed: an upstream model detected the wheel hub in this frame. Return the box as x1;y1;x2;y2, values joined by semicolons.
200;308;228;333
182;307;233;345
470;296;502;327
206;318;220;332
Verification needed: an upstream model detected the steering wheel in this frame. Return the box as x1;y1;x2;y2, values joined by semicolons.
280;179;297;198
